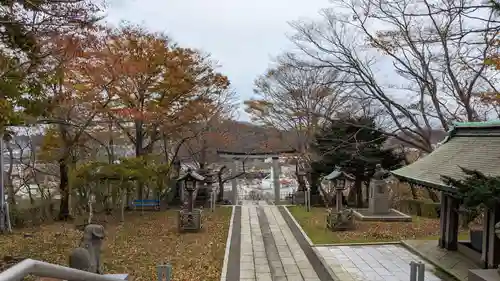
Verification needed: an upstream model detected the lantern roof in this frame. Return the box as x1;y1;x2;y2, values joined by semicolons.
323;169;354;181
177;169;206;182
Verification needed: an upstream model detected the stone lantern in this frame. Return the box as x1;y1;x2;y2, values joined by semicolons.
177;169;205;232
324;169;355;231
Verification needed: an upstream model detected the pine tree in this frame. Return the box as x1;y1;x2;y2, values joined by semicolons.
311;116;404;207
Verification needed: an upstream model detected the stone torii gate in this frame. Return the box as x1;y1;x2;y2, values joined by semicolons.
216;150;296;205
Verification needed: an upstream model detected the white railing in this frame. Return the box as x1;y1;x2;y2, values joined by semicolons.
0;259;125;281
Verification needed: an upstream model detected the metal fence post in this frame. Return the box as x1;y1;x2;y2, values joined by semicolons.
409;261;417;281
156;263;172;281
417;262;425;281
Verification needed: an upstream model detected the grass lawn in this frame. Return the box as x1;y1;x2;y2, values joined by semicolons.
288;206;469;244
0;207;233;281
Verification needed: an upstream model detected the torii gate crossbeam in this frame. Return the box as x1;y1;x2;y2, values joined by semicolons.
216;150;297;205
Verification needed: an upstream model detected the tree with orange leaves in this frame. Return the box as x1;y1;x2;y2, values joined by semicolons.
36;29;117;220
98;24;232;199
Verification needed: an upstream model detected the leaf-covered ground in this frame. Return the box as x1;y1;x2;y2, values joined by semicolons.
0;207;232;281
288;206;469;244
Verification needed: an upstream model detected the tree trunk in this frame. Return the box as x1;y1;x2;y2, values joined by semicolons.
309;171;322;205
135;120;144;200
58;157;71;220
364;180;370;204
426;187;439;202
354;177;364;208
217;166;226;202
5;141;16;207
409;183;418;199
217;174;224;202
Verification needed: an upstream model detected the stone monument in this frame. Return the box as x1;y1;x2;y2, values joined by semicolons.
352;164;412;222
69;224;105;273
369;164;390;214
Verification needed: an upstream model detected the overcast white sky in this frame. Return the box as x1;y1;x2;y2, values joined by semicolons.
105;0;330;120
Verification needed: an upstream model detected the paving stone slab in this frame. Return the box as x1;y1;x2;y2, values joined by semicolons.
232;203;335;281
315;244;455;281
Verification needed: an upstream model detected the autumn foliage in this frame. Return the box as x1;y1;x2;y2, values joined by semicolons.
5;23;234;220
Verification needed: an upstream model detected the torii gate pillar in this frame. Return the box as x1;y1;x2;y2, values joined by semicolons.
272;157;281;204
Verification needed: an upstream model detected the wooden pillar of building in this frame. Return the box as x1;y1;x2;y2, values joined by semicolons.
481;204;500;268
439;193;459;250
439;191;448;248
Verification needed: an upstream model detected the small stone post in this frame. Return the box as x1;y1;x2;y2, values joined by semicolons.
156;263;172;281
409;261;417;281
417;262;425;281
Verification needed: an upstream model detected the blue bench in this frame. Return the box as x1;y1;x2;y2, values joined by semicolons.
132;199;160;210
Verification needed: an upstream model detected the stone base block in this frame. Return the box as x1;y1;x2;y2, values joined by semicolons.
178;208;203;232
469;269;500;281
326;209;356;231
369;195;390;214
353;208;412;222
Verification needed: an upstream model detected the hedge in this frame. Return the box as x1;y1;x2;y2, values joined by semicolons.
399;199;441;218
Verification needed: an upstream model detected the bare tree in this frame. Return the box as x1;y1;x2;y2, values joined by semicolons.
246;55;351;165
288;0;500;152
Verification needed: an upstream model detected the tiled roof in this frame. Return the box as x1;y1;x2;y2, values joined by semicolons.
391;121;500;191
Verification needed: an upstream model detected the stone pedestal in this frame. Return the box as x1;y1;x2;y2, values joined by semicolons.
178;209;203;232
368;179;390;214
326;209;355;231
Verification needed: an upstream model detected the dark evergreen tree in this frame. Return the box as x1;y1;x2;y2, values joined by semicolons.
311;116;404;207
443;167;500;211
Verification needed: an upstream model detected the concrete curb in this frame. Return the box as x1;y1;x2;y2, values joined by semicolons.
281;206;338;280
401;240;464;281
312;247;340;281
283;206;314;246
219;206;235;281
315;241;402;247
278;206;335;281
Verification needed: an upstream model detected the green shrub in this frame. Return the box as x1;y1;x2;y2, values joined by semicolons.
420;201;440;218
399;199;440;218
9;201;59;228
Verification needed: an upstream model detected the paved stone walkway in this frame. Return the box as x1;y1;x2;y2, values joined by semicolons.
316;245;451;281
402;240;479;281
224;201;333;281
223;202;458;281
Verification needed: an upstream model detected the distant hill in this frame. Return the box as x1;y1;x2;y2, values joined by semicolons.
384;129;447;149
176;120;295;163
